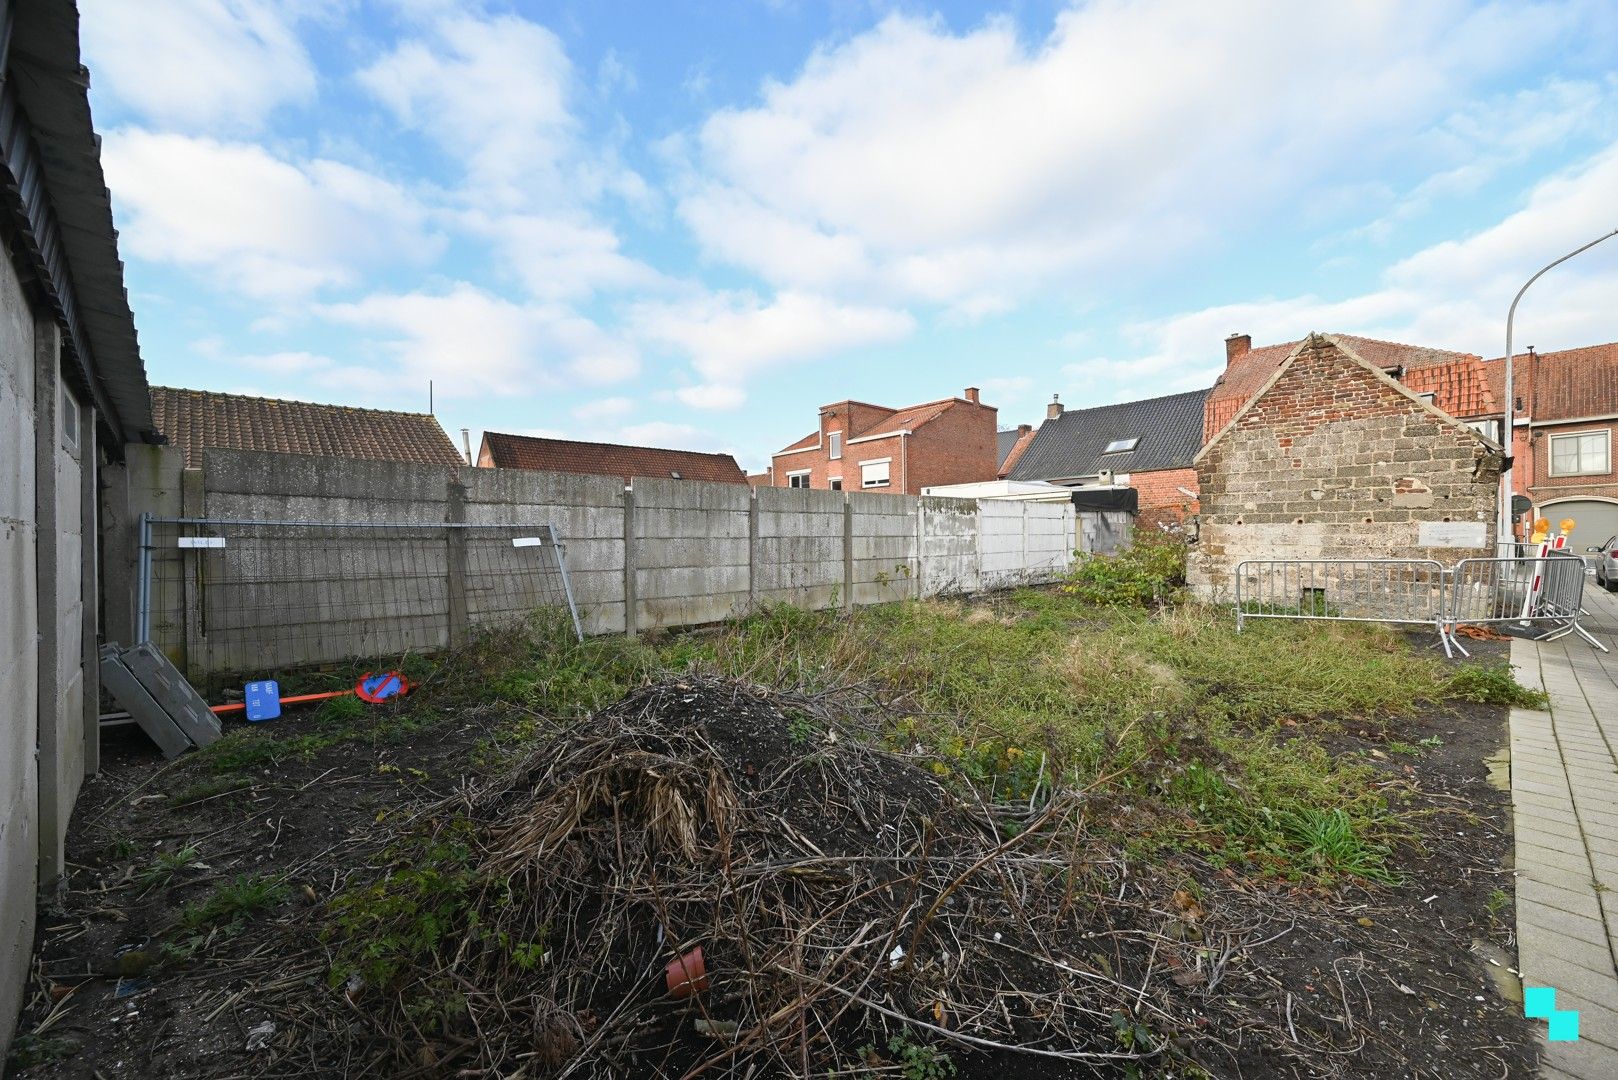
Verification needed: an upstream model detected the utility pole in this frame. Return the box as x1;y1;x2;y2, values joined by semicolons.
1499;227;1618;542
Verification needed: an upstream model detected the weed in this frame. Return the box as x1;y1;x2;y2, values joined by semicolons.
1276;808;1399;883
167;774;253;808
180;873;290;931
1420;735;1444;749
858;1031;955;1080
6;1033;77;1069
787;711;818;746
1062;533;1186;606
135;845;202;891
1446;663;1548;709
1385;741;1423;756
1485;887;1510;920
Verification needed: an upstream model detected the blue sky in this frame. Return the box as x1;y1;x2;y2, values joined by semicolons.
83;0;1618;471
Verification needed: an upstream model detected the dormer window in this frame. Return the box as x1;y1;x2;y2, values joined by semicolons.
1102;438;1139;454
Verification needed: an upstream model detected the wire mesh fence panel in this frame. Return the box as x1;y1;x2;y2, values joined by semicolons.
1443;552;1607;654
140;518;582;688
1234;559;1447;627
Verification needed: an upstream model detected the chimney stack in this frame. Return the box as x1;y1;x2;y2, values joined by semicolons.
1225;333;1251;366
964;386;980;404
1017;423;1032;436
1047;394;1064;420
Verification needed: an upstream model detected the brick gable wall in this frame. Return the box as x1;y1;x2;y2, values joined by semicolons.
1130;467;1199;528
1189;336;1501;600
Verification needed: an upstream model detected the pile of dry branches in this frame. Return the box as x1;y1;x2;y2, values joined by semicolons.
299;677;1360;1078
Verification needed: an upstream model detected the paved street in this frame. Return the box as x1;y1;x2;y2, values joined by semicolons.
1510;581;1618;1079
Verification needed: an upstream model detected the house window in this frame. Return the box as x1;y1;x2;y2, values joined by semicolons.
1102;437;1138;454
1416;391;1437;405
787;471;811;488
861;459;891;488
1548;431;1611;477
829;478;843;491
828;431;842;460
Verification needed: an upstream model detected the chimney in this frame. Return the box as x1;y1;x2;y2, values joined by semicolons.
1225;333;1251;365
1017;423;1032;436
964;386;980;404
1047;394;1064;420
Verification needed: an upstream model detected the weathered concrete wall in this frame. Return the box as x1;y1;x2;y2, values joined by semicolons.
1190;335;1501;601
754;486;845;609
919;497;980;596
633;477;751;630
0;248;38;1062
125;449;1080;666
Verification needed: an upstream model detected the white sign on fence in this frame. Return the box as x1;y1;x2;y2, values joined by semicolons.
1417;521;1488;548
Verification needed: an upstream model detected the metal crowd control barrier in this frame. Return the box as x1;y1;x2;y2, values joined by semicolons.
1235;558;1448;637
1234;552;1608;657
1442;551;1608;656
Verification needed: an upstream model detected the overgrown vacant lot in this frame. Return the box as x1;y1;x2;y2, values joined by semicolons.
10;553;1544;1079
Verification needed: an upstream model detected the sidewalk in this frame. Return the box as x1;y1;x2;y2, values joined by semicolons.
1509;583;1618;1079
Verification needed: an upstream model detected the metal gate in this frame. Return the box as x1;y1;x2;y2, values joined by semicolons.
137;516;583;684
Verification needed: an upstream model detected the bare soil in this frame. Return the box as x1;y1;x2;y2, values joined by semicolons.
6;644;1534;1079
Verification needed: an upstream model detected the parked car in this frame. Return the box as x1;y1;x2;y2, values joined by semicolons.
1589;535;1618;591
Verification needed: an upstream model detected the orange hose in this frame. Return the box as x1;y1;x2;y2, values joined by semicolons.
209;689;353;714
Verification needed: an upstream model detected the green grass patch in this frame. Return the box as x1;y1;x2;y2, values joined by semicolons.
180;873;290;931
135;844;202;891
1445;662;1548;709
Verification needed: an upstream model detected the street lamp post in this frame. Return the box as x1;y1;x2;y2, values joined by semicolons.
1499;226;1618;543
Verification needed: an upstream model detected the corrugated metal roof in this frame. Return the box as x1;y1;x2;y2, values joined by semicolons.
4;1;152;444
152;386;466;468
1009;389;1208;482
482;431;747;484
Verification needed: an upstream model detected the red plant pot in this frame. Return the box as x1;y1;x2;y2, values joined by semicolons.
665;947;709;999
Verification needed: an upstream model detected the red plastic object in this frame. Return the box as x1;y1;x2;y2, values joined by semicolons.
665;947;708;999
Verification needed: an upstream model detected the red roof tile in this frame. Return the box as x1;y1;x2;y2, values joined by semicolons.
150;386;465;468
1482;343;1618;422
1206;334;1486;438
996;427;1037;478
480;431;747;484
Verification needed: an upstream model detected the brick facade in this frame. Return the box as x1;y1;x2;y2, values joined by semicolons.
770;391;998;496
1130;467;1199;527
1189;335;1501;600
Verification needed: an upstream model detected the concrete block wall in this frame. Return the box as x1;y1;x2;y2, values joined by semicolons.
632;477;751;631
850;491;922;605
919;497;981;596
754;486;845;609
0;252;39;1063
125;450;1081;670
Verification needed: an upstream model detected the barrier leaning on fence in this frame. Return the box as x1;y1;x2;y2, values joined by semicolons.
1234;552;1608;657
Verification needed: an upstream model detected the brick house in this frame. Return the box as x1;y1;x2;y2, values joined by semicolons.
1189;334;1501;600
768;388;998;495
1481;342;1618;549
151;387;468;467
1008;388;1208;525
479;431;747;485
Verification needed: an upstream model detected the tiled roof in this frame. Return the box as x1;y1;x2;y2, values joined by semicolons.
1207;334;1485;436
151;386;466;468
1482;343;1618;422
996;427;1037;478
1400;359;1496;418
1009;388;1209;482
776;394;992;455
481;431;747;484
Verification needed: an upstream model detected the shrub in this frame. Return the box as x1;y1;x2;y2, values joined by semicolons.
1061;533;1187;606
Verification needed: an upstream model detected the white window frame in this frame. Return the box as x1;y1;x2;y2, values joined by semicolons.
860;458;891;488
786;469;812;489
829;477;843;491
1548;429;1611;478
828;430;842;460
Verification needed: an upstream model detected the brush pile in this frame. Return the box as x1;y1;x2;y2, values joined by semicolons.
311;678;1355;1077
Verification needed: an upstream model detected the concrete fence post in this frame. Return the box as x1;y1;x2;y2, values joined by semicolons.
81;413;99;776
445;475;469;648
748;486;760;613
842;494;853;613
623;485;638;637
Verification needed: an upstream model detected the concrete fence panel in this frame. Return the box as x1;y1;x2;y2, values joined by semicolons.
632;477;751;631
849;491;921;606
919;497;981;597
754;485;845;610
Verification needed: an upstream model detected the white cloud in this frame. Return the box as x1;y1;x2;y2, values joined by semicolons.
317;283;639;397
633;290;915;407
359;9;643;209
1063;138;1618;404
573;396;636;423
457;210;665;301
103;129;440;299
678;1;1591;314
81;0;318;130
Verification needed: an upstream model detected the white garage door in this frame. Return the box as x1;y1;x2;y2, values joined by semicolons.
1540;499;1618;555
